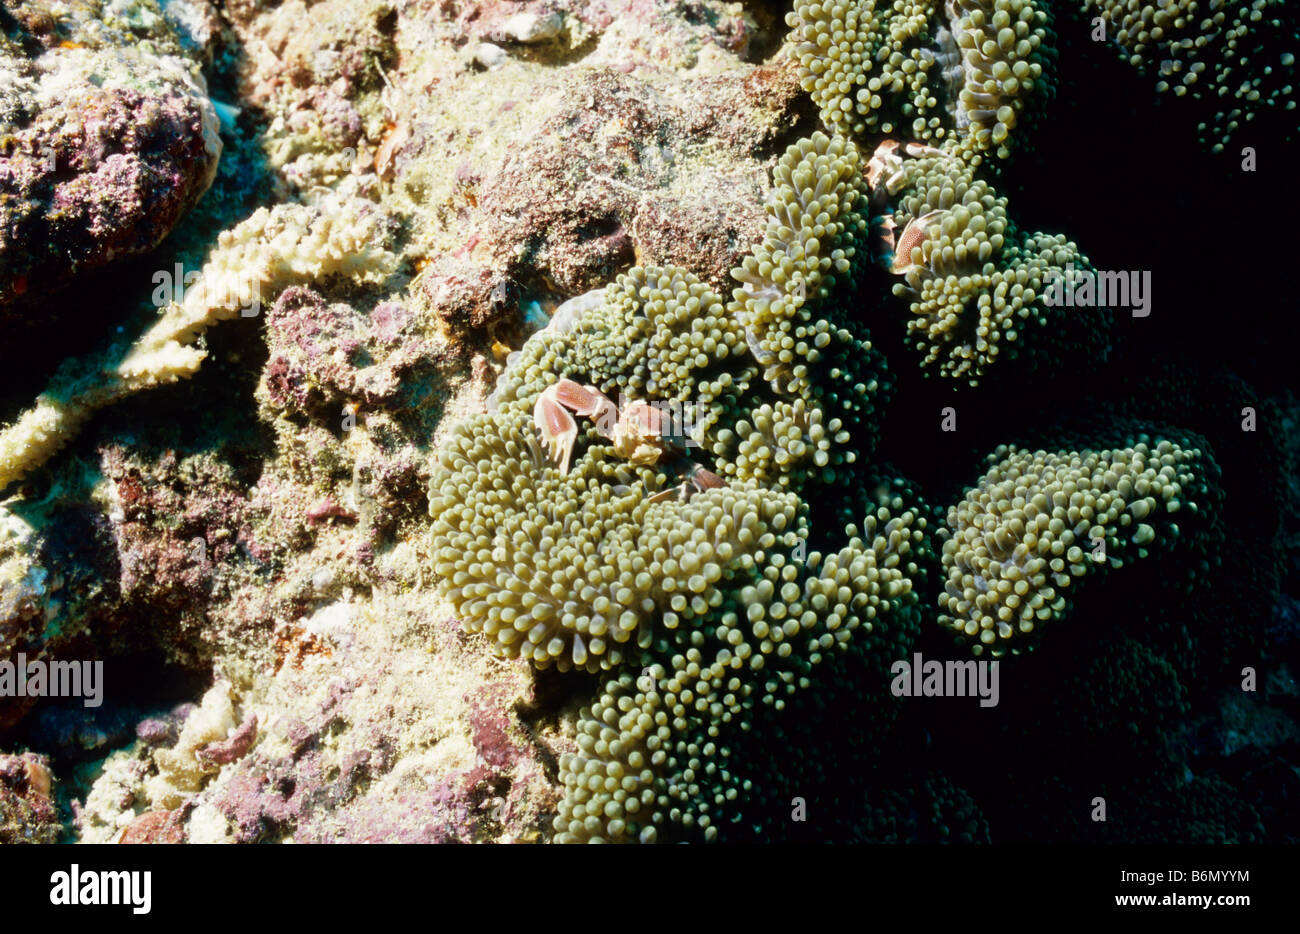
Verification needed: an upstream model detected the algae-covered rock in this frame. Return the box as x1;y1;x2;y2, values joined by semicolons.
0;38;222;319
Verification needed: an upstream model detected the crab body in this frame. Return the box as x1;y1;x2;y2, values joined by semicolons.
533;378;673;473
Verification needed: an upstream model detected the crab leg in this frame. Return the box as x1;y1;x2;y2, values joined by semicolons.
646;462;726;503
686;463;725;491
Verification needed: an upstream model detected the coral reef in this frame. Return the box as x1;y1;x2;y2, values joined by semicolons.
0;189;397;492
0;0;1291;850
76;593;558;843
0;751;59;843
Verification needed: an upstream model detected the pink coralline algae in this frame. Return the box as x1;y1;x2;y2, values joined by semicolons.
417;253;516;334
261;285;455;416
198;712;259;766
118;808;187;844
186;620;560;843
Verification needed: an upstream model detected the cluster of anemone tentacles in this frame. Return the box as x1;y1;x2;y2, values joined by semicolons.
786;0;1057;164
785;0;1114;387
874;143;1111;385
431;131;930;842
430;1;1265;843
938;435;1218;656
1080;0;1297;152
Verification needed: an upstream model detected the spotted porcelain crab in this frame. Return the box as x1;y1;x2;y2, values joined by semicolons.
889;208;947;274
533;378;670;473
533;377;725;501
866;139;948;272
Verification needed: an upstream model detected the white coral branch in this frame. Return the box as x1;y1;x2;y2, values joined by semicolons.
0;194;398;491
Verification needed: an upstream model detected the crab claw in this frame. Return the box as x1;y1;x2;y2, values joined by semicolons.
552;378;619;438
534;379;621;472
534;388;580;473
